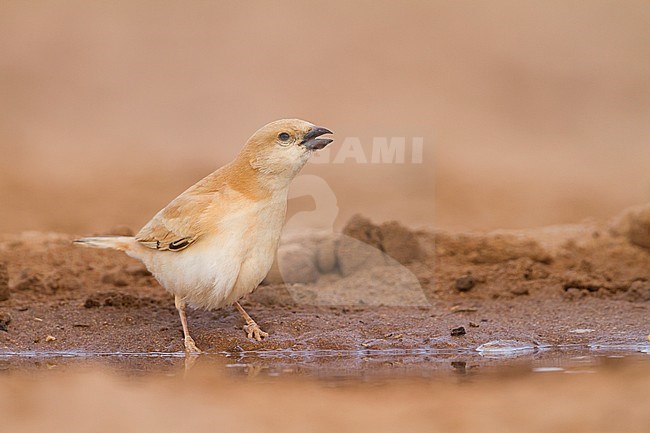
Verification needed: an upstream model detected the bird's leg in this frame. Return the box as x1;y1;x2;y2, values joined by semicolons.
175;295;201;353
234;302;269;342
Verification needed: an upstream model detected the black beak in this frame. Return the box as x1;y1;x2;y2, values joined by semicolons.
300;126;333;150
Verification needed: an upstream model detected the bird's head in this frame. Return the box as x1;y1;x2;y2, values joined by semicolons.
240;119;333;179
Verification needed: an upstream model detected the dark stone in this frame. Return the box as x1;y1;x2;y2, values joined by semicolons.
511;286;530;296
455;275;475;292
84;297;101;308
451;361;467;373
451;326;466;336
0;311;11;332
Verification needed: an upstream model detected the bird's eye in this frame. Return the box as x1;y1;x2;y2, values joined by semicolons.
278;132;291;142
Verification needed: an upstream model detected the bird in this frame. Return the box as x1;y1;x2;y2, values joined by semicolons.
74;119;333;353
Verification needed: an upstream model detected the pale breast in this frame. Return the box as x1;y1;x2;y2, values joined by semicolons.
138;191;287;310
223;195;287;305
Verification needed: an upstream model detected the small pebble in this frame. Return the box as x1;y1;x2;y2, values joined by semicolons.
511;286;529;296
84;298;101;308
451;361;466;372
0;311;12;332
45;335;56;342
469;322;479;328
455;276;475;292
451;326;466;336
450;305;478;313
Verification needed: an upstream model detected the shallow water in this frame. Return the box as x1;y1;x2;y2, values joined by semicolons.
1;341;648;379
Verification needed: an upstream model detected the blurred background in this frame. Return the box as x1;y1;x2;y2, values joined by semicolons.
1;0;649;234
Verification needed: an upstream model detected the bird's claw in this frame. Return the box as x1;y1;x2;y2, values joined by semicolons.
244;323;269;342
184;336;201;353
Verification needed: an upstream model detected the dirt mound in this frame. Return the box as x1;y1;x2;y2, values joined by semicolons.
265;207;650;305
342;214;423;264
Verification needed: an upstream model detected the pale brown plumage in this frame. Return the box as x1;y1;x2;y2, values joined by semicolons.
75;119;333;352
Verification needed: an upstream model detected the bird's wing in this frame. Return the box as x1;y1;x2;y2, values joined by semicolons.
135;191;217;252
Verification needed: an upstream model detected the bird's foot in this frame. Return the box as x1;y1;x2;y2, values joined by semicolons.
244;322;269;342
184;335;201;353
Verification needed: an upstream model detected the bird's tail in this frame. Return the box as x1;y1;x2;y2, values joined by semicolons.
73;236;135;252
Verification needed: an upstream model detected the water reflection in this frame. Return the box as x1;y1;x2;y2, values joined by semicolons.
0;343;648;380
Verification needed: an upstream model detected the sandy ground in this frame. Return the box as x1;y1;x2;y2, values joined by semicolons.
1;208;649;356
